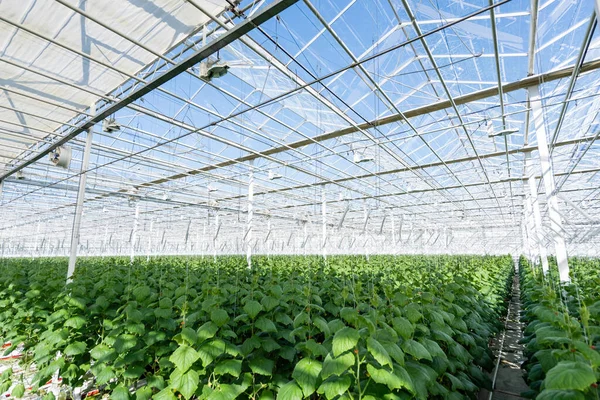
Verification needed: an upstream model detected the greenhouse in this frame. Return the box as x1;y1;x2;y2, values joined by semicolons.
0;0;599;398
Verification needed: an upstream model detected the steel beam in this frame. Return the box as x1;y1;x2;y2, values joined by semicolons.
529;85;570;282
67;104;95;283
246;160;254;269
0;0;300;182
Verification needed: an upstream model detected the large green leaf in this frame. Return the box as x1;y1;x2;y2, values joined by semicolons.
255;317;278;333
317;375;352;399
64;316;86;329
169;344;200;372
367;337;392;368
332;327;360;357
90;344;117;363
215;359;242;378
573;340;600;368
11;383;25;399
135;386;153;400
114;334;137;353
96;366;116;385
197;321;219;342
211;309;229;327
321;352;355;379
392;317;414;340
276;381;303;400
64;341;86;356
244;300;263;320
173;369;199;399
249;357;275;376
111;385;130;400
292;358;322;397
545;361;596;391
153;387;177;400
536;389;585;400
366;364;413;392
402;339;432;361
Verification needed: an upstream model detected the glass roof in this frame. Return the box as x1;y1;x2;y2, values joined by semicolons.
0;0;599;257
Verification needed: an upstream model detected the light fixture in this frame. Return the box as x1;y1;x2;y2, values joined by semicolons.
49;146;72;168
268;170;282;180
102;116;120;133
351;144;374;163
488;126;518;138
199;59;229;81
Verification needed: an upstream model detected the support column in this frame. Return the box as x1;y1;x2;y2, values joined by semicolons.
67;104;95;283
130;202;139;264
529;85;570;282
322;190;327;259
391;214;396;246
246;160;254;269
523;154;548;273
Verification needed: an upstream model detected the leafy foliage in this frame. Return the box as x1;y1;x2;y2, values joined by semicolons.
520;256;600;399
0;254;513;398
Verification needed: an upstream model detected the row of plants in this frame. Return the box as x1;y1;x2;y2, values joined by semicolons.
519;256;600;399
0;255;514;399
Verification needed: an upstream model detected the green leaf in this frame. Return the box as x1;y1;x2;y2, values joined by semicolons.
114;334;137;353
169;344;200;372
153;387;177;400
96;365;116;385
386;343;405;366
256;317;278;333
90;344;117;363
173;369;199;399
292;358;322;397
366;364;413;392
317;375;352;399
321;352;355;379
211;309;229;327
392;317;414;340
367;337;392;368
276;381;303;400
536;389;585;400
111;385;130;400
402;339;432;361
545;361;596;391
159;297;173;309
332;327;360;357
573;340;600;368
215;359;242;378
132;286;151;302
11;383;25;398
135;386;153;400
249;356;275;376
181;327;197;345
244;300;263;320
42;393;56;400
123;366;145;380
64;316;86;329
64;341;86;356
197;321;219;342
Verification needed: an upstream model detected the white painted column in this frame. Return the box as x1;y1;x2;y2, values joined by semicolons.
523;157;546;270
246;160;254;268
529;85;570;282
322;190;327;259
67;104;96;283
130;202;139;264
391;214;396;247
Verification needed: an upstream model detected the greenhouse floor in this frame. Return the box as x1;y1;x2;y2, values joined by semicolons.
480;272;529;400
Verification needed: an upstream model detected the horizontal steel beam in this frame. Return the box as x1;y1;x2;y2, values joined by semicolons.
0;0;299;182
121;59;600;192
